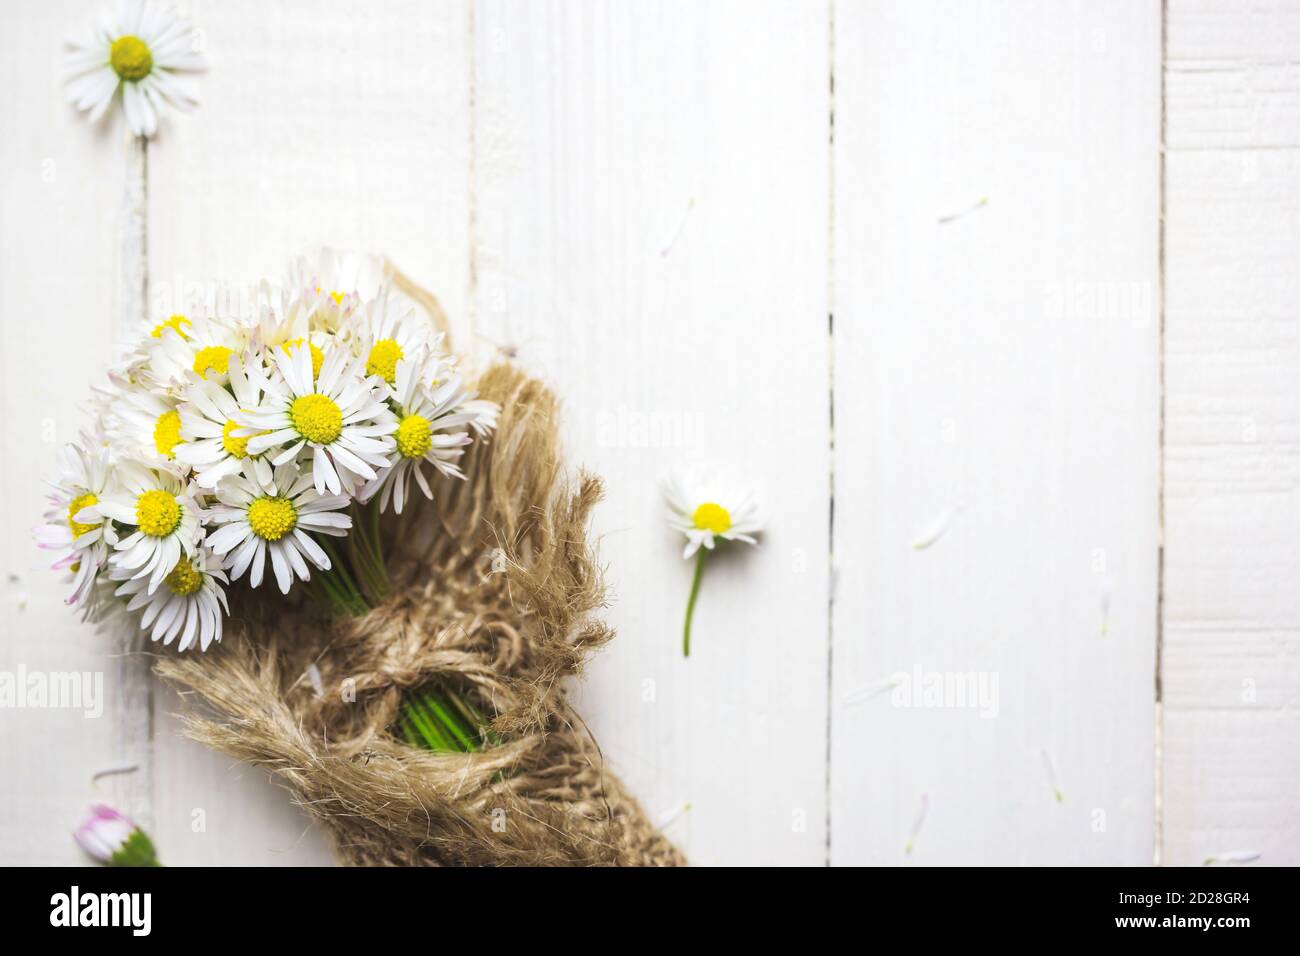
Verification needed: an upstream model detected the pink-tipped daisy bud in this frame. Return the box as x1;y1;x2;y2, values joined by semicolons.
73;805;161;867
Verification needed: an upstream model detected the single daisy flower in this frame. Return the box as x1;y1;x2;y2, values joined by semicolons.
354;290;436;386
146;312;242;389
205;461;352;594
662;469;764;657
63;0;207;138
174;352;274;488
33;441;115;613
247;297;333;382
359;356;493;514
105;378;184;464
291;249;386;318
240;344;397;496
111;547;228;651
284;250;377;336
96;461;203;594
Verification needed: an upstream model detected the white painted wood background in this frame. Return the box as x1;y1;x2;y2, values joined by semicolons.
1;0;1296;866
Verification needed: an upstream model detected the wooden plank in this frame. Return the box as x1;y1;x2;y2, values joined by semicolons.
1163;0;1300;867
0;0;146;864
830;0;1162;864
145;0;473;864
472;0;832;865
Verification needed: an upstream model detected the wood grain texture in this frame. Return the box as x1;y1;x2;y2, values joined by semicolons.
0;0;147;864
1162;0;1300;867
472;0;832;865
144;0;473;865
830;0;1162;864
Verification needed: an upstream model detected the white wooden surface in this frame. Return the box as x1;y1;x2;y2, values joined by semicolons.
0;0;1296;866
472;0;830;865
830;0;1162;865
1162;0;1300;866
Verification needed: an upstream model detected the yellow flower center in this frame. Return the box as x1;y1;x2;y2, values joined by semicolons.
366;339;403;383
281;338;325;379
192;345;232;378
222;419;251;458
136;489;181;537
289;394;343;444
153;410;182;458
164;560;203;596
692;502;732;534
395;414;432;459
110;35;153;82
151;314;190;339
247;497;297;541
66;492;99;538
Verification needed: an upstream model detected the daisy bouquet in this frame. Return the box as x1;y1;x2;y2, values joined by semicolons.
38;251;495;655
39;252;684;866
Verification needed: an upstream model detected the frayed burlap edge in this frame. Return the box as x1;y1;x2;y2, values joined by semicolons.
154;364;686;867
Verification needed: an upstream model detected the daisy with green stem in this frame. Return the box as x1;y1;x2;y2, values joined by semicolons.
663;469;764;657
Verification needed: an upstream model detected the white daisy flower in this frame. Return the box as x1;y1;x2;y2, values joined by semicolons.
103;377;183;465
34;441;116;613
63;0;207;138
291;249;387;314
663;470;764;559
245;292;333;381
662;468;764;658
352;289;437;387
112;548;228;651
174;352;274;488
359;356;494;514
284;250;378;336
205;461;353;594
146;312;243;389
95;461;203;594
239;344;397;496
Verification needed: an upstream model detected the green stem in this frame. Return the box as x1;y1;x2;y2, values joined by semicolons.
347;501;390;603
368;500;388;585
426;695;478;752
318;538;368;614
448;690;497;747
682;549;707;658
344;531;381;603
407;699;454;751
309;564;355;615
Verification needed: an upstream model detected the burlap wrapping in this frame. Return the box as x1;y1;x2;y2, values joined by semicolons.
154;364;686;866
